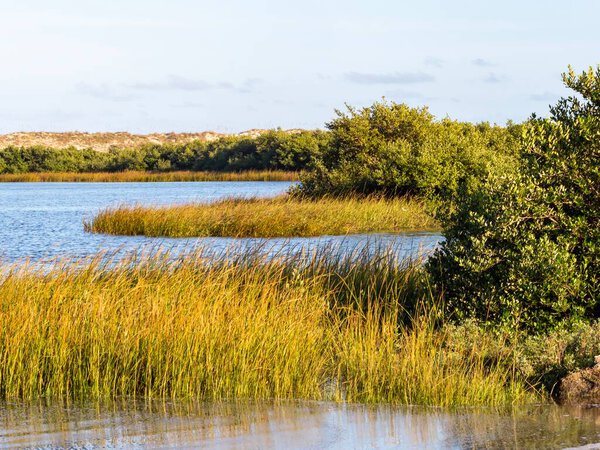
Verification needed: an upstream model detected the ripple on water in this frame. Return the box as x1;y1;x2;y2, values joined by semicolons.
0;400;599;449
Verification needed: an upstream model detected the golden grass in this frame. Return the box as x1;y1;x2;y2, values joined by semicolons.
0;170;299;183
0;248;535;406
86;196;439;237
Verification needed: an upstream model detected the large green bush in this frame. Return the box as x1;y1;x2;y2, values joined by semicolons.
295;101;520;202
428;66;600;331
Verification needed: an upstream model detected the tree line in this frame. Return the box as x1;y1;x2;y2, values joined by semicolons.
0;130;330;174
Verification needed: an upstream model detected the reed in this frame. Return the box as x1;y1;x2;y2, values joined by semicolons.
0;170;299;183
85;196;439;237
0;248;535;406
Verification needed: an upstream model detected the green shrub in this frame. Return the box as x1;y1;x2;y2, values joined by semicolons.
428;66;600;331
443;319;600;396
295;101;519;203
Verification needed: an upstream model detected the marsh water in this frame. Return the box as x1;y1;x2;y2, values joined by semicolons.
1;181;598;449
1;400;599;449
0;181;441;263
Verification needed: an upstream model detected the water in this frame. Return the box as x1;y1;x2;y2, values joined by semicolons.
0;182;442;263
1;400;599;449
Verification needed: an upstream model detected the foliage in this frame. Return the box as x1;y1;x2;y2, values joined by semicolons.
428;66;600;331
0;130;329;174
295;101;520;202
444;319;600;396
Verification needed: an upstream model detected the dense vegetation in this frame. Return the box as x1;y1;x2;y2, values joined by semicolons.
294;102;521;205
4;64;599;404
85;196;437;237
0;248;532;405
77;66;598;336
0;130;329;174
428;66;600;332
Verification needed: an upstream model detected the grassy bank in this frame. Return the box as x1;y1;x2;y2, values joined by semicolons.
0;170;299;183
0;248;534;405
85;196;439;238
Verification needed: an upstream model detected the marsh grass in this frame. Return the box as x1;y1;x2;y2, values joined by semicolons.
85;196;439;237
0;170;299;183
0;247;534;406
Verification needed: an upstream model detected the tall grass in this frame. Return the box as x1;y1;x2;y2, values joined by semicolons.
86;196;439;237
0;170;299;183
0;248;535;406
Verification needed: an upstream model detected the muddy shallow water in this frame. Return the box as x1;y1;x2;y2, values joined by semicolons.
1;400;599;449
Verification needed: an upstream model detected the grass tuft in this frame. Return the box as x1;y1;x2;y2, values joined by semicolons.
85;196;439;237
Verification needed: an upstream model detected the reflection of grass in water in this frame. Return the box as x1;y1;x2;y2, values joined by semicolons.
0;247;532;406
2;401;597;448
0;170;299;183
85;196;439;238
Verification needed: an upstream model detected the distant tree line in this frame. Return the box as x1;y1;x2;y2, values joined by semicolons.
0;130;330;174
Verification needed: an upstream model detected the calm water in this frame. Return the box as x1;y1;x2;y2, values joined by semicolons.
1;400;599;449
0;182;442;263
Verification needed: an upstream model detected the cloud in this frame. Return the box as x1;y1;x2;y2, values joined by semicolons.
344;71;435;85
472;58;495;67
383;89;428;100
129;75;214;91
424;57;444;68
530;91;557;101
127;75;262;93
235;78;263;94
173;101;205;108
76;82;137;101
483;72;507;84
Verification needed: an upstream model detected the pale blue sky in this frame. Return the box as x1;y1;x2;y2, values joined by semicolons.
1;0;598;133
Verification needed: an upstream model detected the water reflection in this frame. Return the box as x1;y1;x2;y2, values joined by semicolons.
1;400;598;449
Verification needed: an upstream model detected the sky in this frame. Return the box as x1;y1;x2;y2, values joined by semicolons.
1;0;599;133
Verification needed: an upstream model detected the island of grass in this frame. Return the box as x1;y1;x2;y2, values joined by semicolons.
85;196;439;238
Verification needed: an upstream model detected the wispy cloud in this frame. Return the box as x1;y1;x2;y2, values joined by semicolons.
76;82;137;101
483;72;507;84
383;89;428;100
344;71;435;85
472;58;496;67
173;101;205;108
424;57;444;68
127;75;262;93
236;78;263;94
530;91;557;101
129;75;219;91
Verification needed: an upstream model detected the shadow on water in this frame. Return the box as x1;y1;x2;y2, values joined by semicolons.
0;400;599;449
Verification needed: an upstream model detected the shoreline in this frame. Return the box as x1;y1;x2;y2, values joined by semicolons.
0;170;300;183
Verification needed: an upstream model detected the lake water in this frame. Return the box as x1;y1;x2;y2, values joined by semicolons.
1;400;599;449
0;182;442;263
